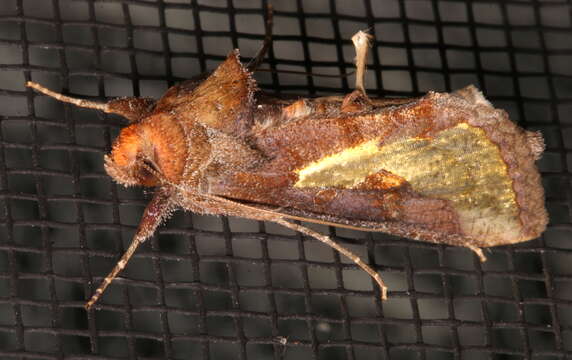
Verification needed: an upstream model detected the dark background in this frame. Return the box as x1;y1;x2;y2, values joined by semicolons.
0;0;571;359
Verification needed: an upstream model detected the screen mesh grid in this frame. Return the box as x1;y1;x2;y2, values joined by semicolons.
0;0;570;359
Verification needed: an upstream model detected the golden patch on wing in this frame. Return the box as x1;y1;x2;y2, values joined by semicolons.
296;140;381;188
295;123;522;242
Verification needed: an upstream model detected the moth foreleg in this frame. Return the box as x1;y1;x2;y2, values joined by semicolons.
85;190;174;310
26;81;154;122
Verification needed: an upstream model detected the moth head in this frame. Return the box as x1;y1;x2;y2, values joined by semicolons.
104;123;160;187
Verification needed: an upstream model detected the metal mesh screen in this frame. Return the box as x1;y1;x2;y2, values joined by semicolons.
0;0;571;359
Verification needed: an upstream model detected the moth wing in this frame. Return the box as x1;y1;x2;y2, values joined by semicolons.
292;121;543;247
154;50;257;136
209;170;469;246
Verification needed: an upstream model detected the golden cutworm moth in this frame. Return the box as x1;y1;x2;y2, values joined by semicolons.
27;30;547;310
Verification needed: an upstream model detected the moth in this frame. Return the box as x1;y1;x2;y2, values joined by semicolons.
27;31;547;310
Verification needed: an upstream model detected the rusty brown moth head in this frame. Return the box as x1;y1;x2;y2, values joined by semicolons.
104;114;188;188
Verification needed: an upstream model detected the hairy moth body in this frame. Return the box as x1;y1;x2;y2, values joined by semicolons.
26;31;547;309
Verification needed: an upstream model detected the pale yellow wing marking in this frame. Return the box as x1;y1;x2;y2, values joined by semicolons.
295;123;522;243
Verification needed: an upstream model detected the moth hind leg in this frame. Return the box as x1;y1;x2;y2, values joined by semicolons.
274;218;388;300
26;81;154;122
341;30;373;113
194;193;388;300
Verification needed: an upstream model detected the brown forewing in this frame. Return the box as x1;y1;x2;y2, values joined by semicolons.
209;87;547;248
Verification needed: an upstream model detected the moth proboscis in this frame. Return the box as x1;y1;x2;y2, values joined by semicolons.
26;30;547;310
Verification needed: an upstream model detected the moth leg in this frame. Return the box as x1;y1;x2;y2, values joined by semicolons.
274;219;388;300
465;244;487;262
183;193;387;300
85;190;174;310
26;81;154;122
341;31;373;113
351;30;372;94
341;90;373;113
247;4;273;72
185;193;388;300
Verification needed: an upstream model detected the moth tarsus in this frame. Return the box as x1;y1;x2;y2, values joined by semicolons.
27;27;546;309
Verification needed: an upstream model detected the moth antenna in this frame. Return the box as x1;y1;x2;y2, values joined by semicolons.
247;4;273;72
196;192;388;301
27;81;155;122
85;190;173;310
26;81;108;112
351;30;373;94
